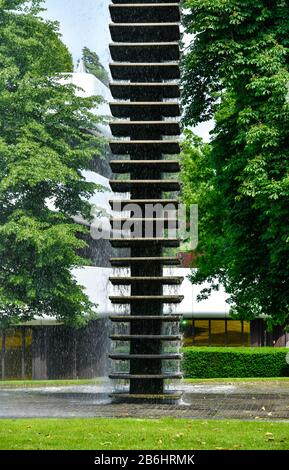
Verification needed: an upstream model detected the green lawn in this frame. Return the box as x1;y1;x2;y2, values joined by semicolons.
0;418;288;450
0;379;102;388
184;377;289;383
1;377;289;389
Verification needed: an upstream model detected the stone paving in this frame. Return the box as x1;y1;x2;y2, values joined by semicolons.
0;382;289;421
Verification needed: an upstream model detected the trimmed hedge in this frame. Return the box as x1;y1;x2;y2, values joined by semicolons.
182;347;289;378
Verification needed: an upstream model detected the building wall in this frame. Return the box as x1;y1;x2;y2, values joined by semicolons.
31;319;109;380
250;319;289;348
0;320;109;381
1;319;289;380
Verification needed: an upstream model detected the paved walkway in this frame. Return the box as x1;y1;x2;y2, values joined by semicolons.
0;382;289;420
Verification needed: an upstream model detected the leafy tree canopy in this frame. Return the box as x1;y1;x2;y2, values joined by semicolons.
82;47;109;87
182;0;289;327
0;0;104;327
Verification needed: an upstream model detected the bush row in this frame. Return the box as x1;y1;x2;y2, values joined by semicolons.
182;347;289;378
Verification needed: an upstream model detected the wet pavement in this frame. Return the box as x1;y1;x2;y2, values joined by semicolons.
1;382;289;421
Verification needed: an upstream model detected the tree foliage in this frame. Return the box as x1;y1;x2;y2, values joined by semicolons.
82;47;109;87
0;0;104;327
182;0;289;327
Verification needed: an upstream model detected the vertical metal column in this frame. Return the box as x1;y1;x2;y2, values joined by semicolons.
108;1;183;401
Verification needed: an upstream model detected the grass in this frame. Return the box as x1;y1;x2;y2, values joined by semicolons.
0;418;289;450
184;377;289;383
2;377;289;389
0;379;103;389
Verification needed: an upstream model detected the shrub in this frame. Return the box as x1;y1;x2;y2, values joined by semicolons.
182;347;289;378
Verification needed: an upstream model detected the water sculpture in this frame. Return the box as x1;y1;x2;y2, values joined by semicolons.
108;1;183;401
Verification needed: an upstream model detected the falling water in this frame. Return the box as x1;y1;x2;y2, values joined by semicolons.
162;267;182;393
108;266;131;394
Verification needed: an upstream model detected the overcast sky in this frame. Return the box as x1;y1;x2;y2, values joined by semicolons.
43;0;213;141
43;0;110;68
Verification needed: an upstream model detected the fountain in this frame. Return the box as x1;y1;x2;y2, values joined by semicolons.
108;0;183;402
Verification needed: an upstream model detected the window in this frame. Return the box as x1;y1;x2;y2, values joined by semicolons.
180;319;250;347
1;328;32;380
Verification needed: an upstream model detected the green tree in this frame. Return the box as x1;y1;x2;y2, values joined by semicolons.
82;47;109;87
182;0;289;328
181;130;215;229
0;0;104;327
